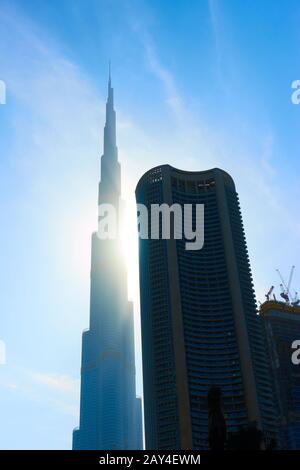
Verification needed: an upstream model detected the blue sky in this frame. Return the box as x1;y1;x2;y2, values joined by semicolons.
0;0;299;449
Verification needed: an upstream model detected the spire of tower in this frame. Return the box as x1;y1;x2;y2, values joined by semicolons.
107;60;113;105
103;62;116;157
98;64;120;205
108;60;111;89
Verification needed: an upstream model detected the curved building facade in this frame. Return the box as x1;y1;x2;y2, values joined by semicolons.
136;164;276;450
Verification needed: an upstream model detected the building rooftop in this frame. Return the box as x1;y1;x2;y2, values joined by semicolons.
259;300;300;317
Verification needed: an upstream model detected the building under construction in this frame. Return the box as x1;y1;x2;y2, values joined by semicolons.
260;269;300;449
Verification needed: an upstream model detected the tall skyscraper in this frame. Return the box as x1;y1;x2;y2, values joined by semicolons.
73;72;142;450
260;300;300;449
136;164;276;450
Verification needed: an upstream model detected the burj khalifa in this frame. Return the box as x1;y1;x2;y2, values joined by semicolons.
73;71;142;450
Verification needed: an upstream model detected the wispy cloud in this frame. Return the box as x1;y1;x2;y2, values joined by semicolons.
141;33;183;117
30;372;79;395
0;365;79;418
208;0;222;72
261;133;276;177
28;371;80;418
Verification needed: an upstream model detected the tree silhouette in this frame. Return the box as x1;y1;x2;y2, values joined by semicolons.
227;423;264;450
207;386;227;450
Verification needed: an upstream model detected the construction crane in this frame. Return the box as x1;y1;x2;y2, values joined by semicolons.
279;283;289;302
276;266;296;304
265;285;274;301
287;265;295;298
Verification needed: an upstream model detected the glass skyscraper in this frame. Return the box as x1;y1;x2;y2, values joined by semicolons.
73;73;142;450
136;164;276;450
